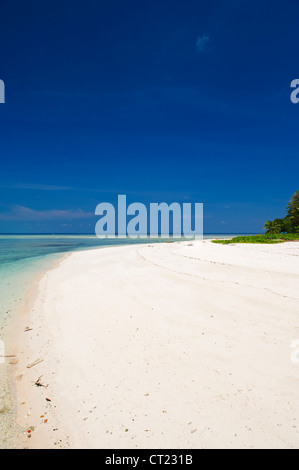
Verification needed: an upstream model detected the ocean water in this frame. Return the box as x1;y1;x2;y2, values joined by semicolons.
0;233;234;448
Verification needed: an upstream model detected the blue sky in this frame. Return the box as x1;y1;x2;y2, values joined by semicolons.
0;0;298;234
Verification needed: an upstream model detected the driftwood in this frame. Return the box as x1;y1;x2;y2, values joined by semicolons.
27;358;44;369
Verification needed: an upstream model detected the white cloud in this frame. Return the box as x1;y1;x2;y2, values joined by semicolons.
196;35;210;53
0;183;72;191
0;206;94;221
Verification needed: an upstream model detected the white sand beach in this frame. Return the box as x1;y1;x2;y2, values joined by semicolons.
12;239;299;449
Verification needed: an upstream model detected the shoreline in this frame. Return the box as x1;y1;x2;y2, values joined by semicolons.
9;239;299;448
4;253;71;448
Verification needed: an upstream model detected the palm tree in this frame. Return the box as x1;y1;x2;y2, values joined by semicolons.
263;220;282;234
287;190;299;232
263;190;299;234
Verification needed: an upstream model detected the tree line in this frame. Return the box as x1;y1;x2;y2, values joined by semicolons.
264;190;299;234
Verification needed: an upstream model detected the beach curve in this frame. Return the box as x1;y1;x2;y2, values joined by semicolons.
12;239;299;449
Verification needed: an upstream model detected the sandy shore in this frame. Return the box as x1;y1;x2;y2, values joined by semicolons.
12;239;299;449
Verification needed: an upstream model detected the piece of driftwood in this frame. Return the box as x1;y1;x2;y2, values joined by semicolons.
27;358;43;369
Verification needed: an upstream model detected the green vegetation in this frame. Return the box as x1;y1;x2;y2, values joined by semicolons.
213;189;299;244
263;189;299;234
213;233;299;245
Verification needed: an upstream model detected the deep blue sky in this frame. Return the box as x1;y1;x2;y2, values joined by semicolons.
0;0;298;234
